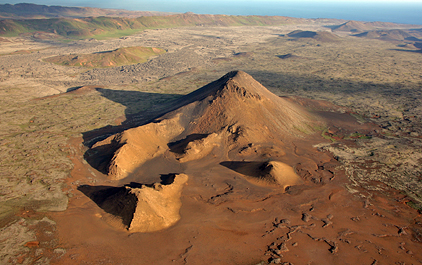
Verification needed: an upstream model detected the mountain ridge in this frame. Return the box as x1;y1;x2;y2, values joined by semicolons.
0;14;310;38
0;4;346;39
0;3;171;19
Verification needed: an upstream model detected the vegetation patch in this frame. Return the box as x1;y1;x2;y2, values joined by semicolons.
347;132;372;140
406;200;422;212
44;46;166;68
350;113;367;124
0;14;301;39
321;128;341;142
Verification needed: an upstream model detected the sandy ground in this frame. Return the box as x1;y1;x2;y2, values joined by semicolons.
1;22;422;264
0;37;52;55
49;113;422;265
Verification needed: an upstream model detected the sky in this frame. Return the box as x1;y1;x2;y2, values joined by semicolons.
1;0;422;24
2;0;422;9
2;0;422;11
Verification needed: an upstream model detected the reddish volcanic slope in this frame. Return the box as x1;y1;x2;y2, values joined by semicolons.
52;71;422;265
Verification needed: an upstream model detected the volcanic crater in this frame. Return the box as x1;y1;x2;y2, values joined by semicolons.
83;70;326;231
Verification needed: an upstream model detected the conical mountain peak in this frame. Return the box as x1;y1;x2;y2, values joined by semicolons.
214;71;263;100
185;70;270;102
89;71;324;181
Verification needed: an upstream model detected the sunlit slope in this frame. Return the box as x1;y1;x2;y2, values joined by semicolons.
44;46;166;68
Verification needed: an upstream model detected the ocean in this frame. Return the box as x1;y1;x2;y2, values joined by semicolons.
116;0;422;25
4;0;422;25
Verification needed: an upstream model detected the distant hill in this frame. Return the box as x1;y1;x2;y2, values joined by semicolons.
0;3;170;19
353;29;419;41
0;13;311;38
287;30;340;42
332;20;417;33
332;21;373;32
44;46;166;68
353;29;411;40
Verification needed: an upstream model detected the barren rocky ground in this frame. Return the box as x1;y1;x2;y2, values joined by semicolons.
1;21;422;264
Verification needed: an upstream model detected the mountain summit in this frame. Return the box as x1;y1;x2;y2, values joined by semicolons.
87;71;323;180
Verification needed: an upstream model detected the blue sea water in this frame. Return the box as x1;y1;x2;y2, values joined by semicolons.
3;0;422;25
138;0;422;25
105;0;422;25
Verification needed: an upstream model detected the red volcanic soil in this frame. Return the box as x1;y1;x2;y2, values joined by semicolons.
50;72;422;265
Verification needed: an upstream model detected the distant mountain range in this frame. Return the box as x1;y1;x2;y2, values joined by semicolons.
332;21;422;44
0;4;333;39
3;3;420;42
0;3;171;19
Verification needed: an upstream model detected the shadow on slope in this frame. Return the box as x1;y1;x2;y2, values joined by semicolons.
168;134;209;155
78;87;182;148
220;161;268;179
77;173;177;229
286;30;340;42
94;87;181;120
390;42;422;54
390;48;422;54
220;161;303;189
78;184;137;228
82;71;267;148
